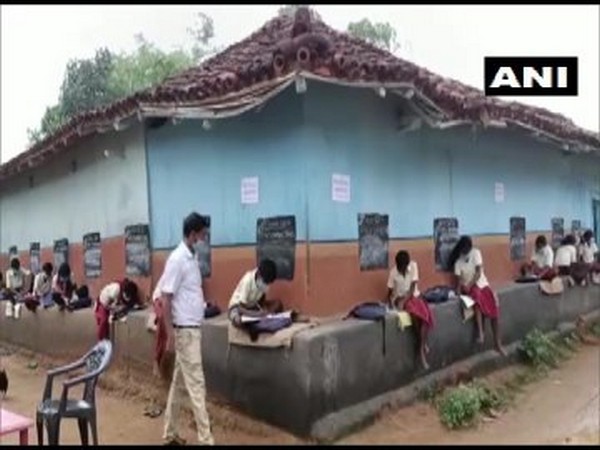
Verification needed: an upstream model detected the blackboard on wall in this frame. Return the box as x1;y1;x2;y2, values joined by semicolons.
571;220;582;238
509;217;526;261
358;213;389;271
125;224;151;277
30;242;41;274
53;239;69;268
434;218;459;272
256;215;296;281
83;232;102;278
551;217;564;249
196;215;211;278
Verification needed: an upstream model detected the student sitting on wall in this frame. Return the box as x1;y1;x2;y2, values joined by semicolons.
4;258;26;319
553;234;589;285
387;250;434;369
51;263;77;310
24;262;54;312
449;236;506;356
95;278;140;341
579;230;600;282
228;259;283;327
521;235;557;280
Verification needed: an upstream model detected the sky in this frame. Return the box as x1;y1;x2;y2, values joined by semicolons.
1;4;599;163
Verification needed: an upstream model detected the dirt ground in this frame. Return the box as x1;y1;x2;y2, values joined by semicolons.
0;343;598;446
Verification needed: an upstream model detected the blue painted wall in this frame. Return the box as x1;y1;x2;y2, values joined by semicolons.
146;80;600;249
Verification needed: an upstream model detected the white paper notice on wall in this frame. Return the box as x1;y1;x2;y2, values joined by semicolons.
241;177;259;204
332;173;351;203
494;182;505;203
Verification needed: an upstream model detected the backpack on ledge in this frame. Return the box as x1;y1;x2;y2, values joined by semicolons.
422;285;456;304
345;302;388;354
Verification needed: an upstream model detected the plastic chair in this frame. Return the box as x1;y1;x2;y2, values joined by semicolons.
36;339;113;445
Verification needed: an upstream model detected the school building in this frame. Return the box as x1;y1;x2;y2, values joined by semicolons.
1;9;599;316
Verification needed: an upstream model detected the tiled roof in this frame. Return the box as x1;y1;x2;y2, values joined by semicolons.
1;7;598;181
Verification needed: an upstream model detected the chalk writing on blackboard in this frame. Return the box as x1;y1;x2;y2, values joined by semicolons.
53;239;69;268
196;215;211;278
434;218;460;272
30;242;41;274
551;217;564;249
256;215;296;281
509;217;526;261
83;232;102;278
8;246;18;262
125;224;151;277
358;213;389;271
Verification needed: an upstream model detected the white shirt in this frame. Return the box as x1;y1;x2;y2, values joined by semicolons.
161;241;205;326
99;282;121;308
554;244;577;267
531;245;554;269
6;268;24;291
33;272;52;297
454;248;489;288
579;240;599;264
387;261;420;299
229;269;268;310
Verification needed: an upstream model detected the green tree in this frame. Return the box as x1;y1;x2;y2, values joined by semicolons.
347;18;399;53
27;12;216;145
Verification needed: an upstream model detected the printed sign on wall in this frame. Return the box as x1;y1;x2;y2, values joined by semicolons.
30;242;41;274
332;173;351;203
241;177;259;204
53;239;69;268
256;215;296;281
434;218;459;272
83;232;102;278
125;224;151;277
509;217;526;261
8;246;18;262
358;213;389;271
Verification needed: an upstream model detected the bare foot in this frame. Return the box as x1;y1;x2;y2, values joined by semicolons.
421;355;430;370
424;344;430;354
477;335;485;345
495;344;507;357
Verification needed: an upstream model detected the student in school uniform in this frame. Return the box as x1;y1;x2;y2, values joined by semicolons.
24;262;54;312
449;236;506;356
387;250;434;369
579;230;600;279
228;259;283;327
4;258;26;319
554;235;584;285
522;235;557;280
95;278;140;341
51;263;77;310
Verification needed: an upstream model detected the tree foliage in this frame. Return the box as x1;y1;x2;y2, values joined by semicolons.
347;18;399;53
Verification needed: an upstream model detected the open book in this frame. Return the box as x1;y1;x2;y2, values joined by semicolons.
460;295;475;321
240;310;293;323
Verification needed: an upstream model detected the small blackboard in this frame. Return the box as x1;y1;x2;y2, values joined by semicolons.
509;217;526;261
8;246;18;261
551;217;564;249
125;224;151;277
571;220;582;238
83;232;102;278
196;215;211;278
30;242;41;274
358;213;389;271
256;215;296;281
53;239;69;268
434;218;459;272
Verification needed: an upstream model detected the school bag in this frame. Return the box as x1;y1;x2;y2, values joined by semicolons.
422;285;456;304
346;302;388;354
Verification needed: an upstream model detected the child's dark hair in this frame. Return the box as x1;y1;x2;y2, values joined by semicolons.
395;250;410;275
258;259;277;284
122;278;140;305
10;258;20;270
562;234;576;246
583;229;593;242
57;263;71;279
535;235;547;248
448;235;473;271
42;262;53;274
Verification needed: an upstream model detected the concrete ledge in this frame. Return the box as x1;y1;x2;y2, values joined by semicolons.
1;283;599;440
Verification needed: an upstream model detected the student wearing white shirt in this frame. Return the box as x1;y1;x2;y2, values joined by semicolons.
4;258;26;319
160;213;213;446
387;250;434;369
449;236;505;356
95;278;139;341
24;262;54;312
228;258;282;327
580;230;600;280
554;235;579;277
522;235;557;280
